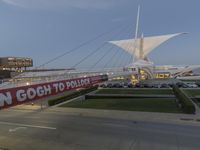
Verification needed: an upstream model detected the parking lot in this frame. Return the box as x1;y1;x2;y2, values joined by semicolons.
99;78;200;89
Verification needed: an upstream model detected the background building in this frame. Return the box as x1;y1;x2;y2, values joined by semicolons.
0;57;33;79
0;57;33;70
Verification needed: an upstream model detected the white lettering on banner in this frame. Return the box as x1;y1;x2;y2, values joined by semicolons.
43;85;51;95
80;79;85;86
37;86;44;97
53;83;66;92
27;88;37;100
0;75;105;109
16;85;53;102
65;78;90;89
66;81;71;89
52;83;59;93
71;81;76;88
0;92;12;107
59;83;65;92
87;78;90;84
77;80;81;87
16;90;27;102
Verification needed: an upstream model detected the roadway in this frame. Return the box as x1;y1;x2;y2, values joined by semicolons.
0;107;200;150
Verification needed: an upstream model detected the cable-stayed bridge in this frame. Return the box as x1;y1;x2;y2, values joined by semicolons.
1;6;200;110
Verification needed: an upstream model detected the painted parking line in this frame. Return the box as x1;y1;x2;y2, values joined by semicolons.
0;121;57;130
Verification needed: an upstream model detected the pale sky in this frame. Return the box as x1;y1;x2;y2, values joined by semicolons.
0;0;200;69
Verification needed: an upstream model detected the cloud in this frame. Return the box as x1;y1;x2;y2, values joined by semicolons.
1;0;123;10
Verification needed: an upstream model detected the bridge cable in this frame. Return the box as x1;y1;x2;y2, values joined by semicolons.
102;25;133;70
35;24;125;69
88;24;133;71
107;25;134;70
87;45;114;72
71;24;130;69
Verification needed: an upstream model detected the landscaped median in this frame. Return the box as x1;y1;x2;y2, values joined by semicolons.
48;86;98;106
58;87;199;114
183;88;200;108
60;88;183;114
61;97;182;113
183;88;200;97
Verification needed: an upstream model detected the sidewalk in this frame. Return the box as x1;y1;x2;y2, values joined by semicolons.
47;107;200;126
10;101;48;111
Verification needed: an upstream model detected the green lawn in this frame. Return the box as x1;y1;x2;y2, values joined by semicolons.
180;79;200;83
183;88;200;97
96;88;174;95
196;102;200;107
61;98;182;113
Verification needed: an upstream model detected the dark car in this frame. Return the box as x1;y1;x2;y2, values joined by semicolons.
135;83;141;88
113;83;123;88
176;82;189;88
176;82;184;88
128;83;134;88
195;82;200;87
107;83;113;88
123;82;129;88
99;84;106;88
160;83;169;88
168;83;173;88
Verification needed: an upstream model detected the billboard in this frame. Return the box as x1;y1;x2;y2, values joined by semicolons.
0;57;33;68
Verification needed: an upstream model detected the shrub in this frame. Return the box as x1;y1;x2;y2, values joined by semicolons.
48;86;98;106
172;84;195;114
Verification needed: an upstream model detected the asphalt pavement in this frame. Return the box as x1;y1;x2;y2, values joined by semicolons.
0;107;200;150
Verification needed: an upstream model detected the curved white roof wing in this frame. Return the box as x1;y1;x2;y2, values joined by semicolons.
109;38;139;57
173;65;200;76
109;33;186;59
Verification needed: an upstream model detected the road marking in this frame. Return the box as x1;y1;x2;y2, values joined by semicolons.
0;121;56;130
103;123;131;128
36;120;54;124
9;127;27;132
24;116;40;119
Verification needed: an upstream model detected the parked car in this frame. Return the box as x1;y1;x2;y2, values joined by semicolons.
128;83;134;88
113;83;123;88
168;83;173;88
135;83;141;88
186;83;198;88
160;83;169;88
195;82;200;87
123;82;129;88
176;82;190;88
99;84;106;88
153;84;159;88
107;83;113;88
176;82;184;88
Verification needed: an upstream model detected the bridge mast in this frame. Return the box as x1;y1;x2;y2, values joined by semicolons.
133;5;140;62
139;33;144;59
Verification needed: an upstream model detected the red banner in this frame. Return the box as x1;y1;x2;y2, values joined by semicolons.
0;75;107;109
